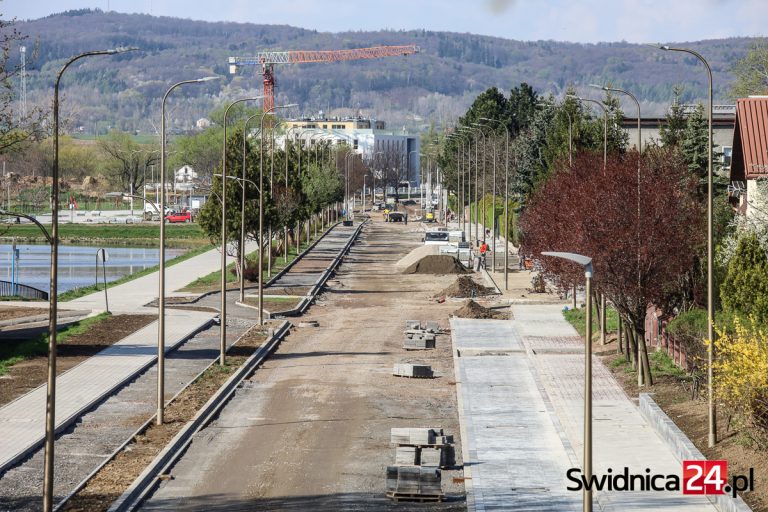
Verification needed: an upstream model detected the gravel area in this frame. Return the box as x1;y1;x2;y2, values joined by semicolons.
138;220;467;511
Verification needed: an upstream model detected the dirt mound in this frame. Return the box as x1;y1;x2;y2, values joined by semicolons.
396;244;440;269
452;299;507;320
403;255;468;275
436;275;495;298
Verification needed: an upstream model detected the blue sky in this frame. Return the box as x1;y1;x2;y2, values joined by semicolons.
4;0;767;43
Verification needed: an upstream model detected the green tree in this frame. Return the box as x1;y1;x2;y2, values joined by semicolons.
197;129;271;276
681;104;708;178
731;43;768;98
658;86;687;148
721;234;768;326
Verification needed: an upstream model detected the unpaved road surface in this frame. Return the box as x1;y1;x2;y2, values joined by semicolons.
139;220;467;511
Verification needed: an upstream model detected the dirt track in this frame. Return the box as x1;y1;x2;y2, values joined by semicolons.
139;219;467;511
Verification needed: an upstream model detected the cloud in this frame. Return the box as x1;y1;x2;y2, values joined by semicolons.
486;0;518;14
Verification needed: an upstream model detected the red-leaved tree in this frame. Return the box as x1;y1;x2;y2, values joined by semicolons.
520;148;704;384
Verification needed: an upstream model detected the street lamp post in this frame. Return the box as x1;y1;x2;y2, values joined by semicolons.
240;112;265;303
656;44;716;447
258;104;297;325
568;95;607;169
46;46;138;512
220;96;261;367
542;251;594;512
471;124;490;249
480;117;510;287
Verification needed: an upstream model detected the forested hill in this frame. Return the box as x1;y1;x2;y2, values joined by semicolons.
12;8;762;134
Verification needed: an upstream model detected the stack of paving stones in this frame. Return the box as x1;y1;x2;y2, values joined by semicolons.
403;320;440;350
386;427;455;502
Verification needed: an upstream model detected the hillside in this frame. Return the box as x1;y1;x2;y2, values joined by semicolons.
11;9;763;134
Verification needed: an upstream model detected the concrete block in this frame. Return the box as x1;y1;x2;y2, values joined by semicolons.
406;320;421;329
420;447;441;467
393;363;434;378
391;428;411;445
395;446;419;466
425;321;441;333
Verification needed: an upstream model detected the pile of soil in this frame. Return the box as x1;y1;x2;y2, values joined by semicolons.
403;255;468;275
437;276;495;298
452;299;507;320
395;244;440;269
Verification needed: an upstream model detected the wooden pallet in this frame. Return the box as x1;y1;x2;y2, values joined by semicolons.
386;491;444;503
392;373;434;379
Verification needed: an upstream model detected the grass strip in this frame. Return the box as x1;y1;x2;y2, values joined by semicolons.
182;235;322;292
563;304;619;341
0;312;111;376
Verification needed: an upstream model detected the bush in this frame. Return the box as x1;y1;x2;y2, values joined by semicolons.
713;316;768;448
667;309;708;371
721;234;768;325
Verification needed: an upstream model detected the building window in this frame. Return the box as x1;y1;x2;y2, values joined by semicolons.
722;146;733;167
353;139;358;149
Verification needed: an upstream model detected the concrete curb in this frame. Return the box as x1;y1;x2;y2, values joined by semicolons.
0;314;215;476
478;267;501;295
639;393;753;512
107;320;292;512
275;220;367;318
449;317;476;512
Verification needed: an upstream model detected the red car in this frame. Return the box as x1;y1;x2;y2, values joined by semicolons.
165;210;192;223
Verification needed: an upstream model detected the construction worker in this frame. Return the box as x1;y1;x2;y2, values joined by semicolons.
479;240;488;268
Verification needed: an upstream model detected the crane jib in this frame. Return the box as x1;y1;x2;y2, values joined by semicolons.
229;45;419;66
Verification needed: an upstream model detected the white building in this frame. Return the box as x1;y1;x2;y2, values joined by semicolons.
281;117;421;187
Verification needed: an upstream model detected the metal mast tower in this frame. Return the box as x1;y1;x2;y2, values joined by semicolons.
19;46;27;122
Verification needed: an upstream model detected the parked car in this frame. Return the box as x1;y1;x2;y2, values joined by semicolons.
165;210;192;223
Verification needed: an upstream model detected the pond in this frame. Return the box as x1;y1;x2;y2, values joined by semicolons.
0;244;186;295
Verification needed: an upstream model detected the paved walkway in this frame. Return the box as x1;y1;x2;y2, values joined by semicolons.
452;305;718;511
66;241;258;311
0;308;215;473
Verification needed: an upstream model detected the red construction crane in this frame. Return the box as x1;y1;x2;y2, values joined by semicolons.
228;45;420;111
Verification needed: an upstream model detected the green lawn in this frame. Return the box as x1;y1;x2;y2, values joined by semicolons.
0;223;208;247
0;312;111;376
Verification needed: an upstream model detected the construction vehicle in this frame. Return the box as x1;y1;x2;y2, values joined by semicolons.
228;45;419;112
424;209;436;223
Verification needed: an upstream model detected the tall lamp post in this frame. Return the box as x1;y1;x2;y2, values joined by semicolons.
159;76;219;416
240;112;264;303
655;44;716;447
46;46;138;512
219;97;261;367
480;117;510;287
542;251;594;512
567;95;607;169
258;104;297;325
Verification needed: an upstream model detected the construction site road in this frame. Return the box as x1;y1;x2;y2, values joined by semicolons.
137;219;468;511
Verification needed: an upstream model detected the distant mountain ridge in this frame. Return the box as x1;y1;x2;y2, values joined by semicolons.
12;9;763;135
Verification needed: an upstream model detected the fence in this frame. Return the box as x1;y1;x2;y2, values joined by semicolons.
0;280;48;300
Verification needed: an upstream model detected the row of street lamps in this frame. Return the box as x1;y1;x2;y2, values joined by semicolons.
444;44;716;512
10;47;314;511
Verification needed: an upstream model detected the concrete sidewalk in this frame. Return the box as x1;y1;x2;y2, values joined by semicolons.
0;308;214;473
64;241;258;312
452;305;718;511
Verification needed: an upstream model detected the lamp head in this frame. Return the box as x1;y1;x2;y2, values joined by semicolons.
197;76;221;83
110;46;140;54
588;83;606;91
